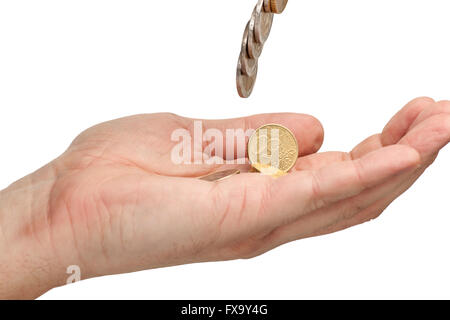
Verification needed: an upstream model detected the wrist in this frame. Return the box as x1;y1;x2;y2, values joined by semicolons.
0;163;64;299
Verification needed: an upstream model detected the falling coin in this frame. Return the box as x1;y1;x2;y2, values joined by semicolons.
263;0;272;13
248;124;298;172
254;0;274;44
269;0;289;14
247;12;264;59
236;0;289;97
236;58;258;98
199;169;241;182
240;23;258;76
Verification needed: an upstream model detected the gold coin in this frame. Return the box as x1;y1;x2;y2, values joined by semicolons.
252;163;287;178
248;124;298;172
198;169;240;182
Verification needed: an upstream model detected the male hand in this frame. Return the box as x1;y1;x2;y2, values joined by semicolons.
0;97;448;299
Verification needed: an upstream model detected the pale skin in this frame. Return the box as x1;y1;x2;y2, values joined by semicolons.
0;97;449;299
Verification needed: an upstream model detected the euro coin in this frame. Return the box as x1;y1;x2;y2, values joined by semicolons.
248;124;298;172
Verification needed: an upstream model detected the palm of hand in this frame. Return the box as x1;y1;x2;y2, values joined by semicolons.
37;98;449;279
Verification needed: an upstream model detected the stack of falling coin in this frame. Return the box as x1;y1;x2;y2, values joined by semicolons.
236;0;289;98
199;124;298;181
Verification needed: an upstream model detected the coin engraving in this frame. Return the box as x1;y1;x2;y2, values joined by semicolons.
248;124;298;172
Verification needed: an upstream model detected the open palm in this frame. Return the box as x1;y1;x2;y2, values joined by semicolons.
9;97;449;293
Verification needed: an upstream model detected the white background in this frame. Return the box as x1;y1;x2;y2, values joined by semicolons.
0;0;449;299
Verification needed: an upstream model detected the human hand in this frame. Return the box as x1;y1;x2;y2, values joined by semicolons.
0;97;448;299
